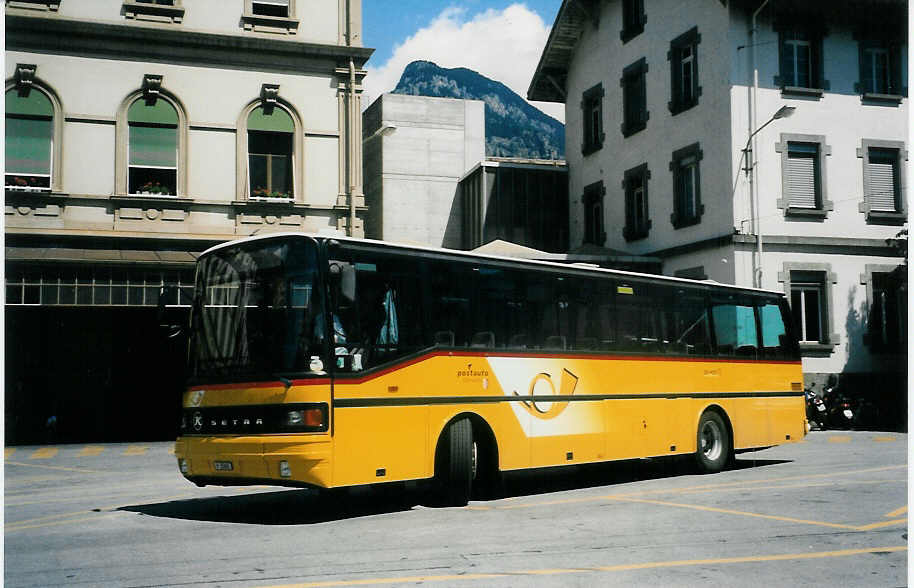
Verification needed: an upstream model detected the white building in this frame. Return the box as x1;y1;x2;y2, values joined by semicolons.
4;0;371;443
529;0;906;422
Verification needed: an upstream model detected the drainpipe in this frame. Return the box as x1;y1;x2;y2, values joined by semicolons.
750;0;769;288
349;56;357;236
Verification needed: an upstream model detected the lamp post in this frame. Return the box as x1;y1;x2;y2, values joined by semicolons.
743;104;796;288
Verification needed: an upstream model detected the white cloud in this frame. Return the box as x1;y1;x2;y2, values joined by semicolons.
364;4;565;123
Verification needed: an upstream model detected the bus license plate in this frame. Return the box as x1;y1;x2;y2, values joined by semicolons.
213;461;233;471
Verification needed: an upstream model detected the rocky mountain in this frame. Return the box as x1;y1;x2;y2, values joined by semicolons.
392;60;565;160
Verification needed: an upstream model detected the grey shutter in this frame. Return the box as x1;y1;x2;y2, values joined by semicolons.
868;158;897;211
786;150;816;208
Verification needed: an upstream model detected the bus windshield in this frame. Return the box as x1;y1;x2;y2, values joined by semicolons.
188;237;325;381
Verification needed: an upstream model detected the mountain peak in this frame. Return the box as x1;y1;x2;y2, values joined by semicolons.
393;61;564;159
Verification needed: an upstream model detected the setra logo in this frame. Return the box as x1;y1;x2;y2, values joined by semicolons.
513;368;578;420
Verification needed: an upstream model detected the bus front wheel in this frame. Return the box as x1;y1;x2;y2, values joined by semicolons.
436;417;474;507
695;411;730;474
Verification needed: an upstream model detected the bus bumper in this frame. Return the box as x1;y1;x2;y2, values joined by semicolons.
175;435;332;489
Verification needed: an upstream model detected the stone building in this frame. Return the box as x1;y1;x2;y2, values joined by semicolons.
5;0;371;442
529;0;907;425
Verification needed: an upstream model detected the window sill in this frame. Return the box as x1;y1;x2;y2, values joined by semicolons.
111;194;191;207
799;341;836;356
781;86;824;99
582;142;603;156
5;185;52;193
123;1;184;23
862;92;904;105
863;209;907;226
668;99;698;116
784;206;828;219
671;216;701;229
7;0;59;11
623;226;650;241
621;121;647;138
620;25;644;44
241;13;299;34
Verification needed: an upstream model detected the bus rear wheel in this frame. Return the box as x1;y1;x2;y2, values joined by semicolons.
436;417;474;507
695;411;730;474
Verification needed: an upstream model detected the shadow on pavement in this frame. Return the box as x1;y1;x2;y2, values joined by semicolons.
119;456;790;525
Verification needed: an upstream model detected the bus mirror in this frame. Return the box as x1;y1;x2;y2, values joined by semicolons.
329;262;356;305
157;285;187;339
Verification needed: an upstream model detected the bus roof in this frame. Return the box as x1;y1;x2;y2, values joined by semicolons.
199;232;787;298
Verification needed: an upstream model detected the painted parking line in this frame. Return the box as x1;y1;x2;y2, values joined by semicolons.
30;447;59;459
123;446;148;456
258;546;907;588
828;436;852;443
5;448;16;458
873;436;898;442
885;505;907;518
77;446;105;457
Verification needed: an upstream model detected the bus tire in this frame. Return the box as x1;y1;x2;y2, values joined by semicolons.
437;417;474;507
695;410;730;474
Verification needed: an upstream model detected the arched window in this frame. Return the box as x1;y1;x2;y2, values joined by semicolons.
247;105;294;199
5;88;53;190
127;97;178;196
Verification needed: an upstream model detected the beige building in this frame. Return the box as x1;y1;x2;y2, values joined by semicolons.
5;0;372;443
530;0;907;426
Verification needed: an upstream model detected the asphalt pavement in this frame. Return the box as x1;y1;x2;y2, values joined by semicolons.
4;430;908;587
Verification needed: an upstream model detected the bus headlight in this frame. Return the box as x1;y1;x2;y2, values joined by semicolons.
285;407;324;429
178;458;189;474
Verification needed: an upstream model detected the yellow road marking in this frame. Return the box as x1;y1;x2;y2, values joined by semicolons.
604;495;861;530
77;446;105;457
885;505;907;518
30;447;59;459
5;448;16;458
856;518;907;531
168;447;176;455
873;436;897;442
123;446;148;456
828;436;852;443
5;514;118;532
259;546;907;587
5;460;105;474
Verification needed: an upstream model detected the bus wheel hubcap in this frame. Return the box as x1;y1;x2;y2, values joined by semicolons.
701;420;722;461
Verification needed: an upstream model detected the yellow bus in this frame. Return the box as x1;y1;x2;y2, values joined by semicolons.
174;233;805;505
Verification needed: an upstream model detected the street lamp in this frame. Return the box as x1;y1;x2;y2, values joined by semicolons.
743;104;796;288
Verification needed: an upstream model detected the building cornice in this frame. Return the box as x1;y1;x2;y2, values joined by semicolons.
5;13;374;73
650;233;903;258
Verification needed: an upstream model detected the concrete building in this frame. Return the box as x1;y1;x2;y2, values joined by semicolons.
362;93;485;248
5;0;371;443
529;0;907;423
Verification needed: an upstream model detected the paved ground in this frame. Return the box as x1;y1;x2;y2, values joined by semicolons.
4;430;908;587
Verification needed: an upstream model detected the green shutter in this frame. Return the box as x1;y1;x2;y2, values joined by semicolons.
127;98;178;125
128;99;178;168
248;106;293;133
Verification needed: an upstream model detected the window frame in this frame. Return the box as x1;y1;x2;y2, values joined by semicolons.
669;143;703;229
621;58;649;137
620;0;645;43
581;84;604;155
4;72;63;193
855;36;906;103
123;0;184;24
242;0;299;35
773;20;828;98
861;264;906;353
775;133;833;219
236;96;303;202
582;180;606;246
115;87;187;198
668;27;701;115
857;139;907;224
623;163;651;241
778;263;838;355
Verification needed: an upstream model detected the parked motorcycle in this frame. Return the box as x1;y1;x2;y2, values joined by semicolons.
805;384;827;430
823;383;854;429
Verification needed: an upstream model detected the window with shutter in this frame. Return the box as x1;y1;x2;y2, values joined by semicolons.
867;148;899;212
621;58;648;137
786;142;819;209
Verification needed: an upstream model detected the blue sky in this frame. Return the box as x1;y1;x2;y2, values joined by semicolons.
363;1;561;64
361;1;565;121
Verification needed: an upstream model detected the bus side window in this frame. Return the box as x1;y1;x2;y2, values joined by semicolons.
711;303;759;358
670;292;711;355
429;262;472;348
759;302;791;359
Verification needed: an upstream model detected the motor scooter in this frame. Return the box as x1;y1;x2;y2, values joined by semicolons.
805;384;827;430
